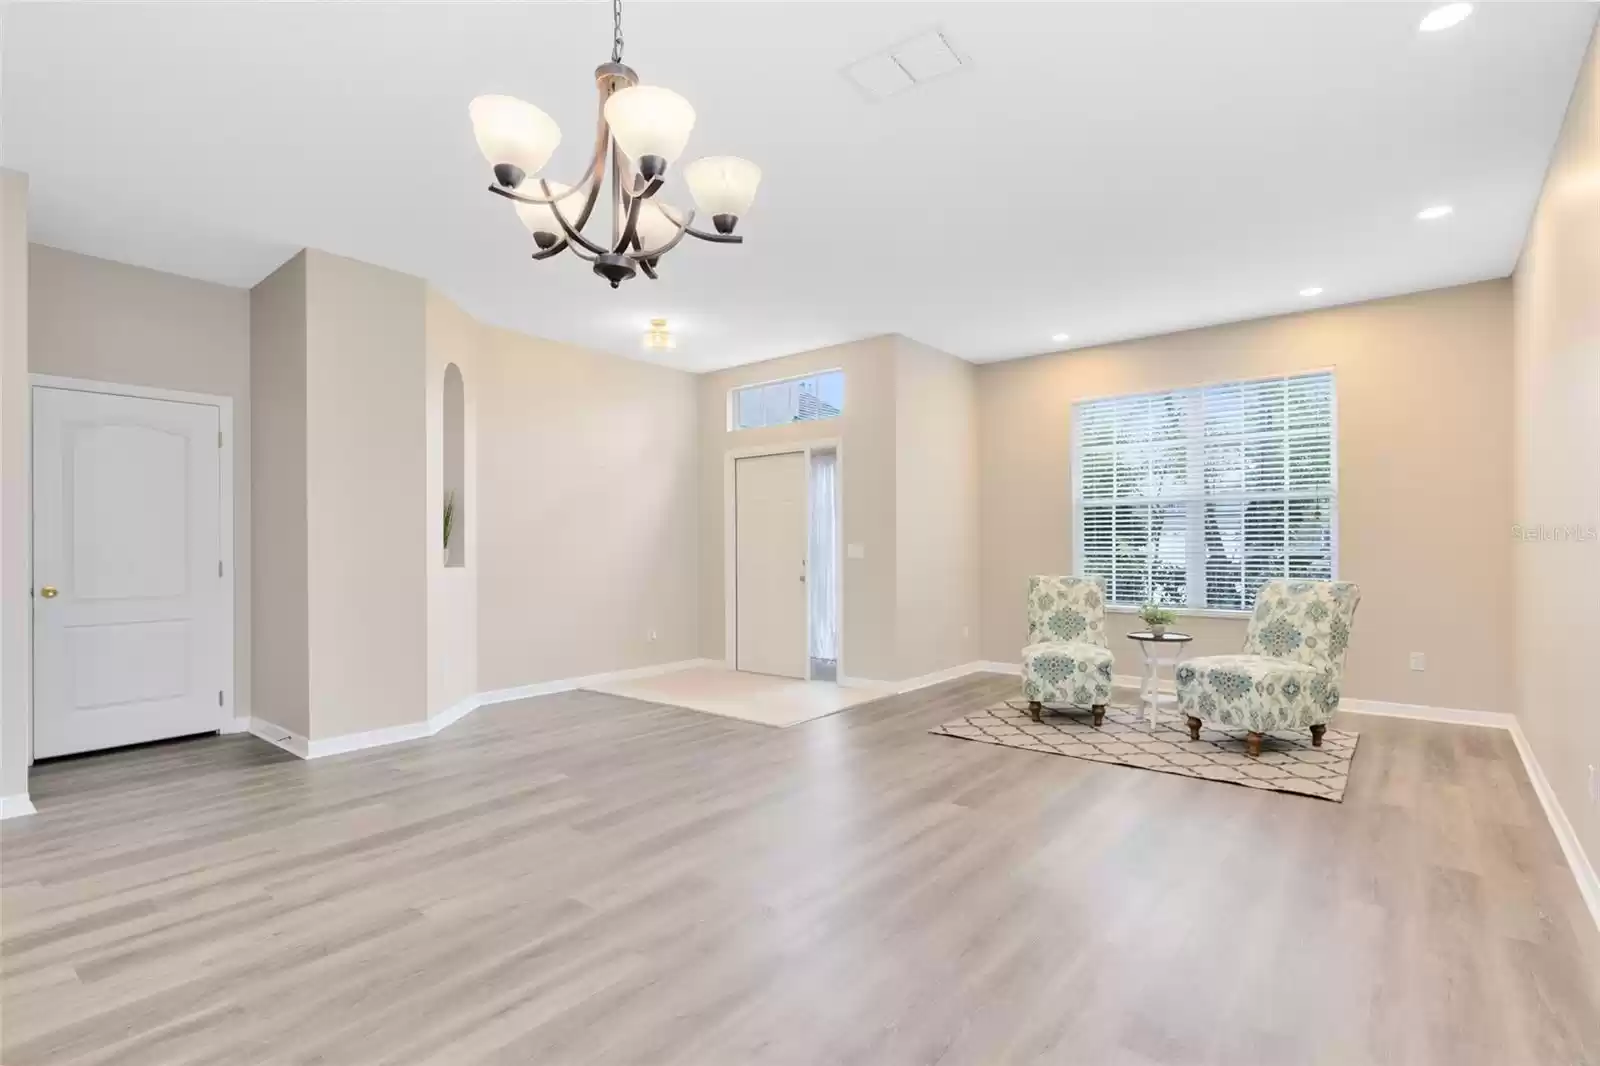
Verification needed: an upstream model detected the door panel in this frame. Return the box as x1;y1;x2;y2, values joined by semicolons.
735;452;809;679
33;387;227;758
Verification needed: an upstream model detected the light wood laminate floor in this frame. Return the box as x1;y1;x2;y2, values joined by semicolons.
2;674;1597;1065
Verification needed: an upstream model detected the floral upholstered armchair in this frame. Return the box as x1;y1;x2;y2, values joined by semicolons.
1174;579;1361;757
1021;575;1115;725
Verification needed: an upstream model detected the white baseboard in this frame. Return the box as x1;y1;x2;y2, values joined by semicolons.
475;657;718;708
245;658;715;762
1506;717;1600;935
1337;699;1515;729
891;662;997;694
248;717;310;759
0;793;37;820
221;715;251;735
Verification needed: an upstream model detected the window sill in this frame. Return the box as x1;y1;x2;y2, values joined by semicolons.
1107;604;1251;621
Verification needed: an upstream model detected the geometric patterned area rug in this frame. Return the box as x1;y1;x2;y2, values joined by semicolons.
931;699;1359;802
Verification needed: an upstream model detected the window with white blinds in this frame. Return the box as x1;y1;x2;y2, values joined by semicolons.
1072;371;1337;611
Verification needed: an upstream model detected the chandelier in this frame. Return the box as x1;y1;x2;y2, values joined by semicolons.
468;0;761;289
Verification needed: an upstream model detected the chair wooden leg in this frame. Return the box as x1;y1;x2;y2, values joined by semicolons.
1310;724;1326;748
1186;716;1202;741
1245;732;1263;758
1091;705;1106;727
1029;701;1042;722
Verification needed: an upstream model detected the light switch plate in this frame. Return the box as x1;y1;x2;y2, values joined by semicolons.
1409;652;1426;671
846;543;866;559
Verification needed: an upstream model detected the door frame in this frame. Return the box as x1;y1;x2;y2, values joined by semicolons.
723;438;843;681
29;374;237;758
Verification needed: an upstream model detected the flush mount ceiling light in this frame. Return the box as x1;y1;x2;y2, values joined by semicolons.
1419;3;1473;32
1299;287;1324;297
469;0;761;289
1417;204;1455;220
643;317;676;351
1051;332;1071;343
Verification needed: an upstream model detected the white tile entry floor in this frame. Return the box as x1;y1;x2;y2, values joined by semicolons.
581;664;885;727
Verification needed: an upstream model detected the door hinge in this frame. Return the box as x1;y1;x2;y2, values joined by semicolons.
218;690;225;707
218;560;224;577
218;431;223;448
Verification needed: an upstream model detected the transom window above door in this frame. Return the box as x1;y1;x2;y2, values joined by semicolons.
1071;370;1337;612
730;370;844;431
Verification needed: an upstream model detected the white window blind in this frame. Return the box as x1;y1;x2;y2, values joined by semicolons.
1073;371;1336;611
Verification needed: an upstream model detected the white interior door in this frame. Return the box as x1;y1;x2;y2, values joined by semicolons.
736;451;809;679
33;386;229;758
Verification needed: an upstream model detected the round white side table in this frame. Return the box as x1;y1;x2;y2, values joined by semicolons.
1126;631;1192;727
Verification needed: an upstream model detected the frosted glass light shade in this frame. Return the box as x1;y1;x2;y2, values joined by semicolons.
603;86;696;166
470;95;561;177
513;181;574;237
683;156;762;218
634;200;686;251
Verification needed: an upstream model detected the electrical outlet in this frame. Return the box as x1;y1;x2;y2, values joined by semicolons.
1589;764;1598;804
962;625;970;639
1409;652;1426;672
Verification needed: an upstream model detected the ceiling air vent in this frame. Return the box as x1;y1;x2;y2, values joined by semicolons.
843;30;967;102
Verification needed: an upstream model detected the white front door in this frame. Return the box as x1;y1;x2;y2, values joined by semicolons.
32;386;229;758
735;451;809;679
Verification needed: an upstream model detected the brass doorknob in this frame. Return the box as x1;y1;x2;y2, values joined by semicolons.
39;586;58;599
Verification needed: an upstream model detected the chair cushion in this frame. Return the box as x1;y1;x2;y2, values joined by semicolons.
1021;640;1115;707
1174;654;1333;732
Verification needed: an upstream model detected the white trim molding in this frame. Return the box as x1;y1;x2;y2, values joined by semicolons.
247;717;309;759
1505;717;1600;935
1337;699;1514;729
246;658;716;761
0;793;38;820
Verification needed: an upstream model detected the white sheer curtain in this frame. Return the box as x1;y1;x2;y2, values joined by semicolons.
809;452;839;662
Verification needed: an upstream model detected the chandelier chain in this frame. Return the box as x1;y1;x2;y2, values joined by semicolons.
611;0;624;63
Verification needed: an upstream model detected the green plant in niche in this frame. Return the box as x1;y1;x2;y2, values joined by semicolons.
443;490;456;552
1137;602;1177;628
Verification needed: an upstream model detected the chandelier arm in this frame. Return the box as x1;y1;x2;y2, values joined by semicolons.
541;180;611;257
530;239;570;261
486;175;596;208
639;258;659;280
627;207;698;260
563;241;601;264
543;176;611;254
614;193;643;256
684;225;744;245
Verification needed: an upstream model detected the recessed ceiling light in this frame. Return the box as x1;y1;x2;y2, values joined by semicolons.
1299;287;1324;297
1051;332;1070;343
1417;204;1454;221
1419;4;1472;32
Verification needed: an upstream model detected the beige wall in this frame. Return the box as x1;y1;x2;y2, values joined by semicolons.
29;244;253;719
978;280;1515;712
0;170;30;800
475;324;699;691
895;338;981;677
249;253;311;736
697;336;902;680
1514;28;1600;869
425;289;479;716
303;250;428;739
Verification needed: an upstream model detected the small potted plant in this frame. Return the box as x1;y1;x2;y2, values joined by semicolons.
1138;602;1177;638
442;490;456;565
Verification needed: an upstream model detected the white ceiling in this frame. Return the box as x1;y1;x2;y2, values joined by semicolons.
3;2;1595;370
